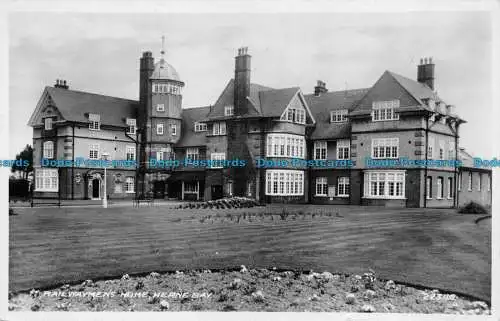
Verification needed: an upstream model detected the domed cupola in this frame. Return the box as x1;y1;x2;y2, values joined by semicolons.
150;58;182;82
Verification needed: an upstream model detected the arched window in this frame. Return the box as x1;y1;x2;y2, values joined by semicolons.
43;141;54;159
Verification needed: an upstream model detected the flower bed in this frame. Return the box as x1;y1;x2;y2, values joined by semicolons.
176;197;261;210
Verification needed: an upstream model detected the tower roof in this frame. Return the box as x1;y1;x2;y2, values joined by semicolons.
150;58;182;82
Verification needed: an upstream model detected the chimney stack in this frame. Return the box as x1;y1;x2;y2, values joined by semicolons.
234;47;251;116
314;80;328;96
417;56;435;90
54;79;69;89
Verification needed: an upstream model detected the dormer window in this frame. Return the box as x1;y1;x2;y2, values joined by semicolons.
224;105;234;116
194;122;207;132
44;117;53;130
126;118;136;134
372;100;399;121
89;113;100;130
330;109;348;123
281;107;306;124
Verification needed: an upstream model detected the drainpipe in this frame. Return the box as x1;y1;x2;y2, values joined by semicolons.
424;113;429;208
72;122;75;200
454;122;459;208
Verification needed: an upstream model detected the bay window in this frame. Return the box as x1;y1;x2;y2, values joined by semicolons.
267;134;306;158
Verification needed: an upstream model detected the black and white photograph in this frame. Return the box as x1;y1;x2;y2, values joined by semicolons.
2;0;498;318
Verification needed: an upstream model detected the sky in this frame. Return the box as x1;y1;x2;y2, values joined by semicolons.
8;11;493;158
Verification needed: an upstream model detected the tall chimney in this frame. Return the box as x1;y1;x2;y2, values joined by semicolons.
54;79;69;89
417;56;435;90
314;80;328;96
234;47;251;116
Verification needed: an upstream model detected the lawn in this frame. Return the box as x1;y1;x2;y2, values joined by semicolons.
9;205;491;302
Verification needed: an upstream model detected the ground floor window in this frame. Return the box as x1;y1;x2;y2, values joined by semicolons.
447;177;453;199
337;177;350;197
35;168;58;192
266;170;304;196
184;181;199;193
364;171;405;199
315;177;328;196
426;177;432;199
437;177;444;199
125;177;135;193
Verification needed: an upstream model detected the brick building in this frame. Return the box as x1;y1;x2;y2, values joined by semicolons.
27;47;492;207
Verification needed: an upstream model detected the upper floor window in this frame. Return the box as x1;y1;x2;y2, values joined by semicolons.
210;152;226;169
186;148;199;161
89;113;100;131
89;144;99;159
267;133;305;159
212;122;226;136
428;137;434;159
336;139;350;160
126;118;136;134
126;146;136;161
157;123;164;135
153;83;182;95
439;141;445;160
157;104;165;112
44;118;53;130
43;141;54;159
224;105;234;116
314;141;327;160
330;109;348;123
448;142;455;160
171;124;177;136
194;122;207;132
372;138;399;159
281;107;306;124
372;100;399;121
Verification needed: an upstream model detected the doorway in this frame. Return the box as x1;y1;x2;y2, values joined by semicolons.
92;178;100;199
211;185;223;200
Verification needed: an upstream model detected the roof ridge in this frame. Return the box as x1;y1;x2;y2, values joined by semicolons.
47;86;138;103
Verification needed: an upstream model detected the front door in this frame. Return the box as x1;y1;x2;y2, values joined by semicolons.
211;185;223;200
153;180;166;199
92;178;100;199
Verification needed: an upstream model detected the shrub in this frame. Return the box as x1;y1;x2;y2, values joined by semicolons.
458;201;488;214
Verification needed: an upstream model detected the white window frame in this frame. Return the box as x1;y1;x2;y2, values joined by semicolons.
184;181;199;194
125;177;135;193
364;170;405;199
43;141;54;159
194;122;207;132
337;177;350;197
224;105;234;116
447;177;453;199
371;100;400;121
156;104;165;112
89;113;100;131
447;141;455;160
171;124;177;136
336;139;350;160
330;109;348;123
426;176;432;199
468;172;472;191
314;141;327;160
267;133;306;159
212;122;226;136
210;152;226;169
126;118;136;135
186;148;199;161
35;168;59;192
126;146;136;161
458;172;462;191
89;144;99;160
44;117;53;130
428;137;434;159
437;177;444;199
265;170;304;196
371;138;399;159
280;106;306;124
157;123;164;135
315;177;328;196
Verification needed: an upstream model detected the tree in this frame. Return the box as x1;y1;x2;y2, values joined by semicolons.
11;144;33;180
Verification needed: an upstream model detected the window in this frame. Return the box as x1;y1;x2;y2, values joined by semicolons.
157;123;164;135
89;144;99;159
364;171;405;199
212;122;226;135
478;174;482;191
314;141;327;160
125;177;135;193
336;139;350;160
439;141;444;160
372;100;399;121
448;142;455;160
194;122;207;132
266;170;304;196
372;138;398;159
295;109;306;124
428;137;434;159
337;177;350;197
330;109;348;123
89;113;100;130
155;148;169;161
224;105;234;116
267;134;306;158
171;124;177;136
468;172;472;191
487;175;491;191
44;118;53;130
35;168;58;192
315;177;328;196
458;172;462;191
281;107;306;124
126;146;136;161
43;141;54;159
186;148;199;161
184;182;199;193
126;118;136;134
210;153;225;169
227;181;233;196
437;177;444;199
447;177;453;199
426;177;432;199
153;83;182;95
156;104;165;112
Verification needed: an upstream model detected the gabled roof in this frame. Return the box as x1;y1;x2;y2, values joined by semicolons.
28;86;138;127
388;71;440;105
259;87;301;117
305;88;369;140
176;106;211;147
